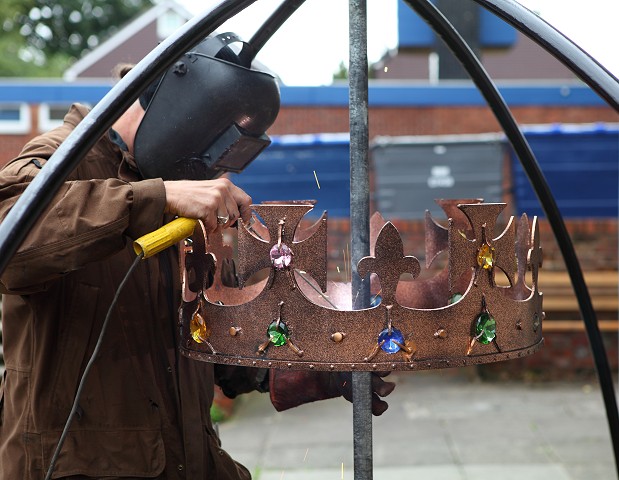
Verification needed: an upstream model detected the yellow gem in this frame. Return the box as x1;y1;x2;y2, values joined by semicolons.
477;242;495;270
190;312;211;343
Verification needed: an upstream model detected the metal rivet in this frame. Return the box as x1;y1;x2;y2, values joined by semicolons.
434;328;448;339
331;332;346;343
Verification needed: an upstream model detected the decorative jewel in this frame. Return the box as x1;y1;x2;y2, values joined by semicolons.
378;327;405;354
476;224;495;270
477;242;495;270
448;293;463;305
267;320;290;346
474;312;496;344
467;295;497;355
270;243;293;270
532;313;540;332
229;326;242;336
190;311;210;344
257;301;303;357
270;219;293;270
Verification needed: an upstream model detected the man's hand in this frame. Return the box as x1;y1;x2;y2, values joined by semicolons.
269;370;396;416
163;178;252;233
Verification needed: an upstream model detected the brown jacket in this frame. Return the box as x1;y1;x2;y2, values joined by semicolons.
0;105;264;479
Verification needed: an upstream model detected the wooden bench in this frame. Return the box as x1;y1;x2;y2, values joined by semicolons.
536;270;618;332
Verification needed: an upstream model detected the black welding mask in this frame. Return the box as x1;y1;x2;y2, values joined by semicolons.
133;33;280;180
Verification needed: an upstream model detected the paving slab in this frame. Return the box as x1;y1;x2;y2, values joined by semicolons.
218;370;617;480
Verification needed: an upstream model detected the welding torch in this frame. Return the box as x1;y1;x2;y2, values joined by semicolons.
133;217;198;258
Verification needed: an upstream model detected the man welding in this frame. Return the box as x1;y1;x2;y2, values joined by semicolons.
0;33;394;479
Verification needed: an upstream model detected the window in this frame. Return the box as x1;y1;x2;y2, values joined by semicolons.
0;103;31;134
38;103;73;132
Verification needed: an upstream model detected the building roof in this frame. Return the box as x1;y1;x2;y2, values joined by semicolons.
63;0;193;81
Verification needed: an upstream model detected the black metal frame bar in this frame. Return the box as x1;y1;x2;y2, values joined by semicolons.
405;0;619;476
0;0;259;275
0;0;617;478
349;3;373;479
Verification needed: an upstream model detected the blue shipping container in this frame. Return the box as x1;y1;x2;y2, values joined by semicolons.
229;134;351;218
511;123;619;218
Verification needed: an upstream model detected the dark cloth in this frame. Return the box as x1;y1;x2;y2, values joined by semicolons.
0;104;260;479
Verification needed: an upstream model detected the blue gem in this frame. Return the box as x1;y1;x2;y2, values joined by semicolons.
378;327;405;354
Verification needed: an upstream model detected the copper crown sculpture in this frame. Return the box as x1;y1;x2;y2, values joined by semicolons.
179;199;543;372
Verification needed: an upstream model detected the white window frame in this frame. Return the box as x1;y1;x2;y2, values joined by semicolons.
0;103;31;134
38;103;75;133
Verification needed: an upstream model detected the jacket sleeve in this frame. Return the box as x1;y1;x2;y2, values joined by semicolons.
0;148;166;294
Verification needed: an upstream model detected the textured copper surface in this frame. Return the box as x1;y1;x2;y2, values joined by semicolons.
179;201;543;371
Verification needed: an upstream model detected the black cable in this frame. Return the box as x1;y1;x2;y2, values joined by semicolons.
44;252;144;480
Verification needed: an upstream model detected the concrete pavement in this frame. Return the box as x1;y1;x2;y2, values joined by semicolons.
218;368;616;480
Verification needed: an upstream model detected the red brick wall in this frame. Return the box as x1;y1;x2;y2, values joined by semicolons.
270;105;619;137
2;103;616;167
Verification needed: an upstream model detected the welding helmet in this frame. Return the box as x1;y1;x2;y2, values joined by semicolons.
133;32;280;180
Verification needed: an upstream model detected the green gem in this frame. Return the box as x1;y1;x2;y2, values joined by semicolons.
474;312;496;344
448;293;463;305
267;321;289;347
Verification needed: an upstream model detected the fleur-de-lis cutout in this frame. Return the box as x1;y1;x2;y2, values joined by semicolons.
358;222;420;306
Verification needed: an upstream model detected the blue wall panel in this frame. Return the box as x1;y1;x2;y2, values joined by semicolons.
230;134;351;218
511;124;619;218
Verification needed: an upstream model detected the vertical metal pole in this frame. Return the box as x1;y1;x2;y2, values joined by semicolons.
349;1;373;479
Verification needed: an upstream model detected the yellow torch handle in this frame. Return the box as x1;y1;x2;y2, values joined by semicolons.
133;217;198;259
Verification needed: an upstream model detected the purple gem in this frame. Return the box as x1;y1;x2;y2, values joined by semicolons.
270;243;293;270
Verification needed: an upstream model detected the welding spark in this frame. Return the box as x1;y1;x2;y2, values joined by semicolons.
313;170;321;189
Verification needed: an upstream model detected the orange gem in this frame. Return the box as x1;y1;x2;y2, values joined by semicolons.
477;242;495;270
190;312;211;343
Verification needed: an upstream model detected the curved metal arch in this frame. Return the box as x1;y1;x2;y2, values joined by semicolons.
0;0;616;476
475;0;619;109
403;0;619;475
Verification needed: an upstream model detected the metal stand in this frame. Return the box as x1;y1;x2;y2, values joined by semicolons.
349;1;373;479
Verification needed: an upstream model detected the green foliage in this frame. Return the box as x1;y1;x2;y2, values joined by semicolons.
331;60;377;82
332;61;348;81
0;0;153;76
